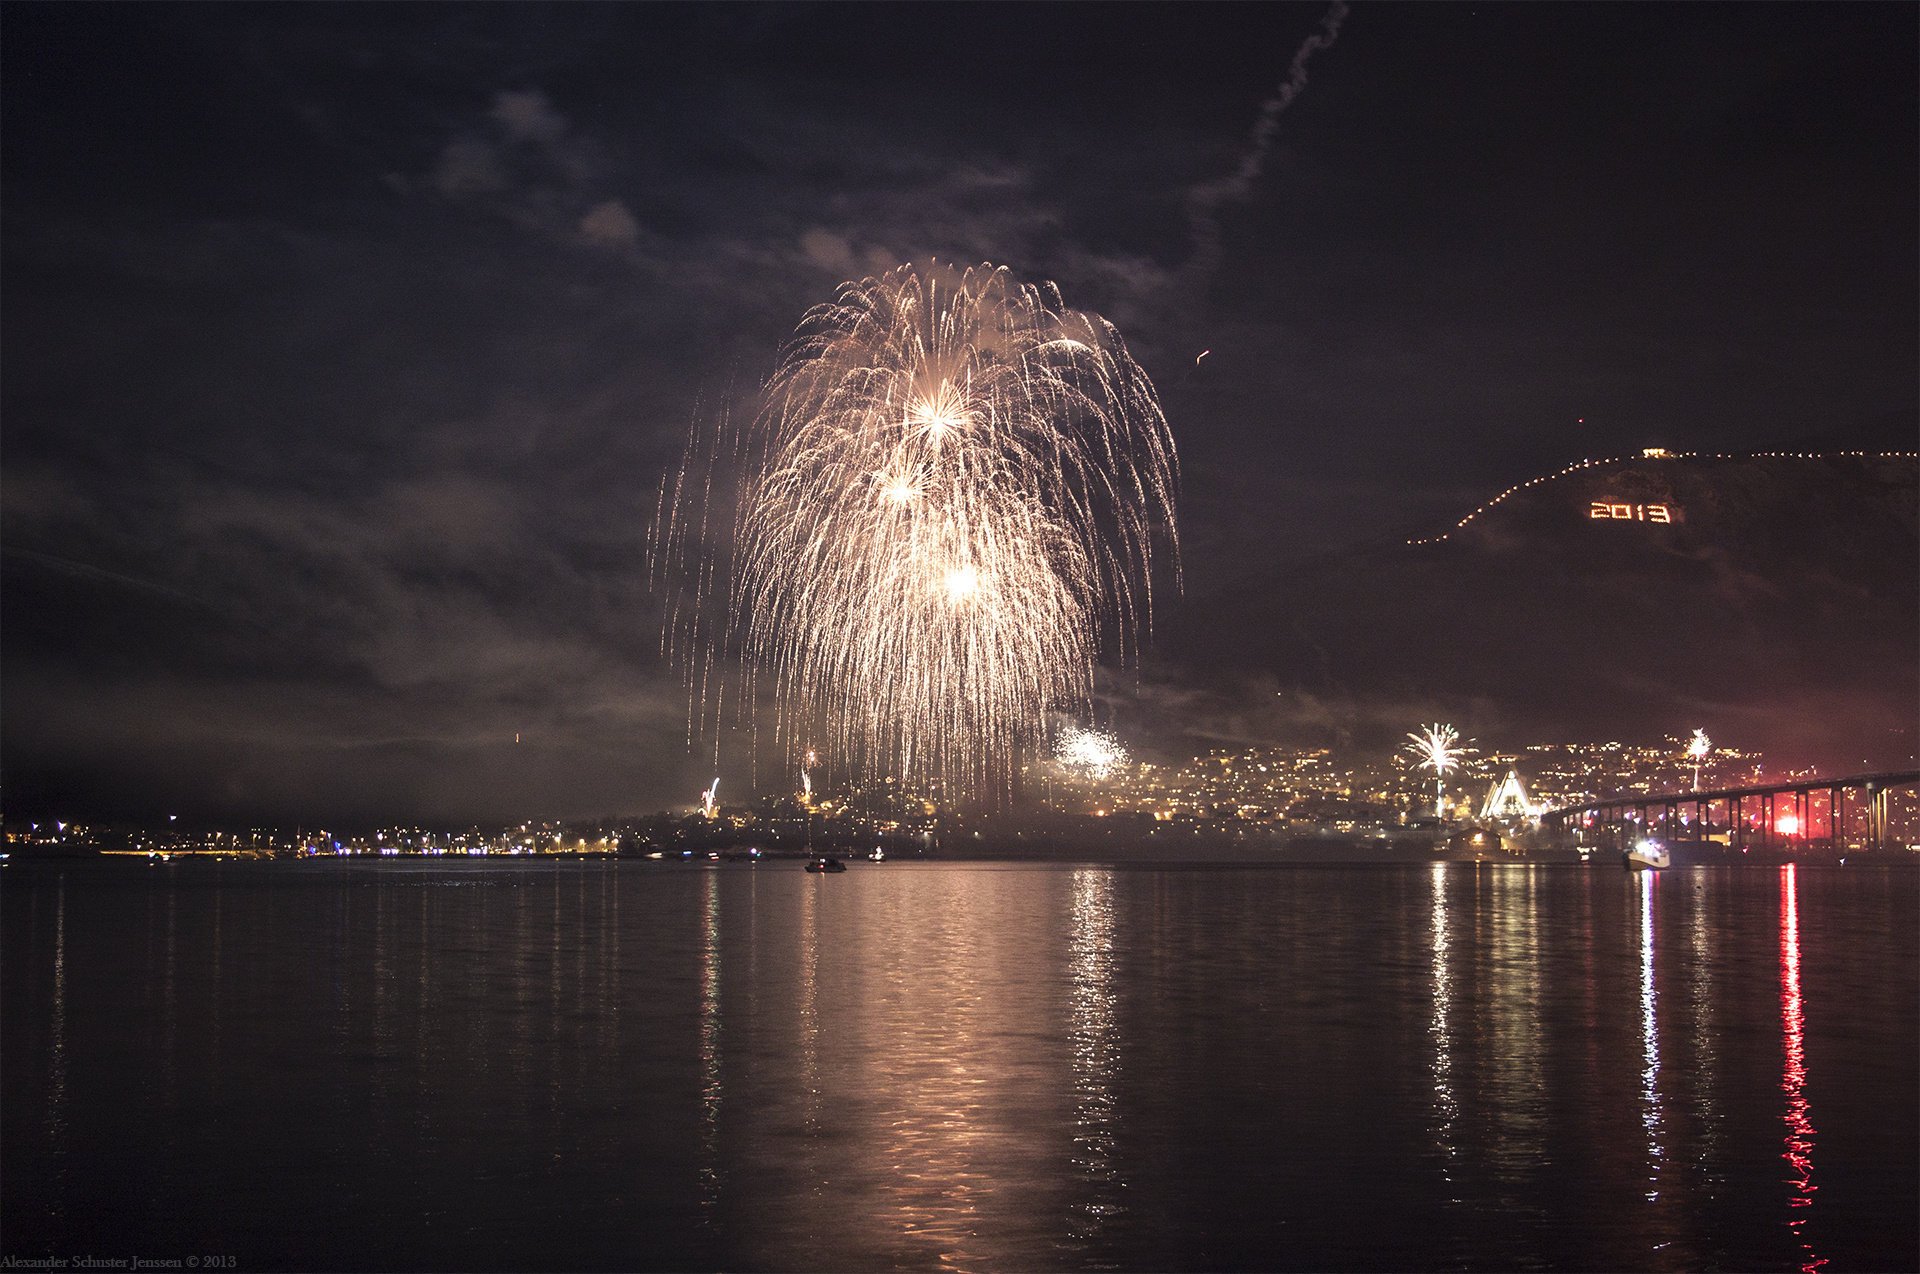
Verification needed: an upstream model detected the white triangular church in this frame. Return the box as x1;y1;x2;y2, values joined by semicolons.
1480;770;1539;822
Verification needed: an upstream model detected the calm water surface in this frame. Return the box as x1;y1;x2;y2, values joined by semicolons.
4;860;1914;1271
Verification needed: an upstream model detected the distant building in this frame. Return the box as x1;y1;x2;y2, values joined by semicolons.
1480;770;1539;823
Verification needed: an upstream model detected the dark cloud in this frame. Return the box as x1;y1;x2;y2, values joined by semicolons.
489;89;568;145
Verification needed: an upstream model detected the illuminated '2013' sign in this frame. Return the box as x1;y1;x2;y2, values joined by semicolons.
1590;502;1672;523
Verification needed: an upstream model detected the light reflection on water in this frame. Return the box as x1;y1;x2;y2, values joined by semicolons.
1779;864;1825;1274
853;870;1005;1272
1486;866;1544;1199
1687;873;1720;1176
698;867;722;1218
45;880;68;1221
1428;862;1457;1188
1639;869;1665;1203
1066;868;1121;1239
1;860;1913;1273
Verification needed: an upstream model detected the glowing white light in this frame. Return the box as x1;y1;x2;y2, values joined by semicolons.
1480;769;1540;823
1056;726;1128;780
1688;728;1711;790
908;380;975;439
1405;723;1465;813
1639;871;1663;1198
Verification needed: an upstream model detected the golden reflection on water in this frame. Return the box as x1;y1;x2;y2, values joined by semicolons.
416;884;432;1123
207;886;222;1106
1066;868;1121;1237
601;862;621;1055
798;869;823;1154
371;884;394;1118
1429;863;1458;1187
548;872;564;1118
1486;866;1544;1191
574;865;591;1032
862;872;997;1271
708;866;1112;1272
699;868;723;1217
161;886;178;1107
48;880;68;1153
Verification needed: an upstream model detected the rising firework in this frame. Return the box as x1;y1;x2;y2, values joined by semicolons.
1055;725;1129;781
1404;724;1466;815
652;262;1179;805
1686;728;1711;791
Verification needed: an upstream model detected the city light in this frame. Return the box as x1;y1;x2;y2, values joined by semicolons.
13;743;1913;862
1406;447;1916;546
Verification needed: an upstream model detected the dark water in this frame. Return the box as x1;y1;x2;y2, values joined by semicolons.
3;860;1915;1272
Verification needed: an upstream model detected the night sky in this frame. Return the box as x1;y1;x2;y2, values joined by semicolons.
4;3;1915;826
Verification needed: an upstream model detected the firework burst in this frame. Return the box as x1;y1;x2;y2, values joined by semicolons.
1404;723;1466;814
652;262;1179;805
1686;728;1711;790
1055;725;1130;781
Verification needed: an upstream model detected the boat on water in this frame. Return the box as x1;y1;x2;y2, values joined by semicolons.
1623;838;1671;870
868;845;885;862
804;856;847;873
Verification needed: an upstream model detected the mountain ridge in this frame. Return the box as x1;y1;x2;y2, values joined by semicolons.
1157;452;1918;771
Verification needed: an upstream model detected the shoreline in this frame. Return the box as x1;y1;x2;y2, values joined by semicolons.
6;837;1913;871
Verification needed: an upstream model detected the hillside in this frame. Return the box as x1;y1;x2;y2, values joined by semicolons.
1162;452;1919;771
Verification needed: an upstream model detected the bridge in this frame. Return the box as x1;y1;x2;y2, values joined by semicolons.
1543;771;1919;854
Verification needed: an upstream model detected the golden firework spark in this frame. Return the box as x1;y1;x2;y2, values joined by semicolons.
653;262;1179;805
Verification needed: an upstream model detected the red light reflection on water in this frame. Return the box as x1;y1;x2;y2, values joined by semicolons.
1780;865;1825;1273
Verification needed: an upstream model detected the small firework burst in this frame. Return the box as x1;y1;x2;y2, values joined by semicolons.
1055;725;1129;781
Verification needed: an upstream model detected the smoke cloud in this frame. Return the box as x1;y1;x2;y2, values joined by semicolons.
1186;1;1350;282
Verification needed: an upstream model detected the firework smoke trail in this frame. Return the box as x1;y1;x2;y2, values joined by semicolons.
653;262;1179;806
1186;1;1350;283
